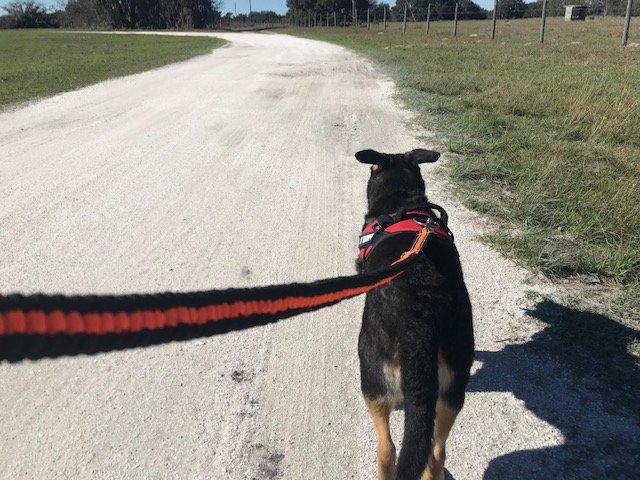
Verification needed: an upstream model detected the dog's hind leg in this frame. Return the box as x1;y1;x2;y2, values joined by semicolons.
421;399;459;480
365;399;396;480
422;354;468;480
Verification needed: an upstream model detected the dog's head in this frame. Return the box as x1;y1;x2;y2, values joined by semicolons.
355;149;440;210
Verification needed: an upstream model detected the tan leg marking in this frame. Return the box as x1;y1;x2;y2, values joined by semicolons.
421;400;460;480
365;399;396;480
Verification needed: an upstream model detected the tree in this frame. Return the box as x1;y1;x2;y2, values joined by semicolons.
1;1;59;27
287;0;372;17
95;0;221;29
391;0;487;21
62;0;110;28
496;0;526;18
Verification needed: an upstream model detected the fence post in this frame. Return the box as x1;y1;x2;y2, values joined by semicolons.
367;8;370;29
622;0;633;46
403;1;408;34
453;2;459;36
334;11;337;27
383;6;387;30
327;12;329;26
343;12;346;27
426;3;431;34
353;0;357;28
308;10;310;27
491;0;498;39
539;0;548;43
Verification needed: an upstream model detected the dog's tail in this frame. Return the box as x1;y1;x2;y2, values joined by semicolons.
394;336;439;480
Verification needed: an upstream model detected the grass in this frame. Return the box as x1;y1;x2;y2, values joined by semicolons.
283;17;640;316
0;30;224;107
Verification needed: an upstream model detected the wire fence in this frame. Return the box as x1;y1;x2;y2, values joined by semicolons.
288;2;638;47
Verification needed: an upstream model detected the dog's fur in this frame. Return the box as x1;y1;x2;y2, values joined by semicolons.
355;149;474;480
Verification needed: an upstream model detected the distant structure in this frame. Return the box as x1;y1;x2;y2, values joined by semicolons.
564;5;588;21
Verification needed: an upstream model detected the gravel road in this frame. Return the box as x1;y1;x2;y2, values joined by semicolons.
1;32;637;480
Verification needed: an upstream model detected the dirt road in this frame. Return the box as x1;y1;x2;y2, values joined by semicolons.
1;33;636;479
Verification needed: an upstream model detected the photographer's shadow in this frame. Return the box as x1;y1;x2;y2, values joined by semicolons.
469;299;639;479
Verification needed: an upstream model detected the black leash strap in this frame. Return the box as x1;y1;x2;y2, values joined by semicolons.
0;232;431;362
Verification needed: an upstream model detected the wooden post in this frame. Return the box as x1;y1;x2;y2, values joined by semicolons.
367;8;370;29
403;1;408;34
352;0;357;28
539;0;548;43
308;10;310;27
426;3;431;34
383;6;387;30
491;0;498;40
453;2;459;36
622;0;633;46
327;12;329;26
343;12;346;27
334;11;337;27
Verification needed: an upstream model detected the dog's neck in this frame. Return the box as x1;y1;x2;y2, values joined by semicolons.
365;191;431;221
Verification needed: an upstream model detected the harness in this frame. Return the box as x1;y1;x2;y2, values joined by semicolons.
358;203;453;263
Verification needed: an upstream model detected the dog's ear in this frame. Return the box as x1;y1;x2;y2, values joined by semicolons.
355;149;392;168
405;149;440;164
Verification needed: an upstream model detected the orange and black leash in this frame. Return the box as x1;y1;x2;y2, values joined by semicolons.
0;227;432;362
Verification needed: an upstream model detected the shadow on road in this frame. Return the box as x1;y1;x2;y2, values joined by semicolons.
469;299;639;479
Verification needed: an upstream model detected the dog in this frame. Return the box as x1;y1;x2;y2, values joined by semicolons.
355;149;474;480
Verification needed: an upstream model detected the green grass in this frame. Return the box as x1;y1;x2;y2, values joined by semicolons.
284;17;640;315
0;30;224;107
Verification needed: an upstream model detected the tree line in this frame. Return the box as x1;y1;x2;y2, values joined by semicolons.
1;0;222;29
286;0;632;21
286;0;510;21
1;0;634;29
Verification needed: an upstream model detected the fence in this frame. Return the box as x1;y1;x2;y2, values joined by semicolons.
288;1;638;47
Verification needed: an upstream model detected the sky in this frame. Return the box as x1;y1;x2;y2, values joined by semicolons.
0;0;501;16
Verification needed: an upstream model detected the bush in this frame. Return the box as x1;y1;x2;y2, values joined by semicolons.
1;1;59;28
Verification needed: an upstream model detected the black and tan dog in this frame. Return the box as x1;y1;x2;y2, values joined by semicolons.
355;149;474;480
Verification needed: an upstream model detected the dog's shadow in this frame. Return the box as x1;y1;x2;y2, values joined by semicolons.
469;299;640;480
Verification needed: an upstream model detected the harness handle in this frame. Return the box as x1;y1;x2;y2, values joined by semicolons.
425;202;449;228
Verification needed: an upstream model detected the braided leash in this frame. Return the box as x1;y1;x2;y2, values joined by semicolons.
0;227;433;362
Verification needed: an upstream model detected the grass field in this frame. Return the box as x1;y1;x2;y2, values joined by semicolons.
285;17;640;315
0;30;224;107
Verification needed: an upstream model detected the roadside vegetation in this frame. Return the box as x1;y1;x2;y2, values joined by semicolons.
0;0;288;30
286;17;640;317
0;30;224;107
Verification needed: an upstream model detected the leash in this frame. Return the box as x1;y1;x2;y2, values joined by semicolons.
0;225;437;362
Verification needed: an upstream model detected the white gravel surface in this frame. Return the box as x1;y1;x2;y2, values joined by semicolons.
1;32;637;480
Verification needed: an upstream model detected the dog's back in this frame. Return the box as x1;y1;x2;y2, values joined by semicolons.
355;149;474;480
